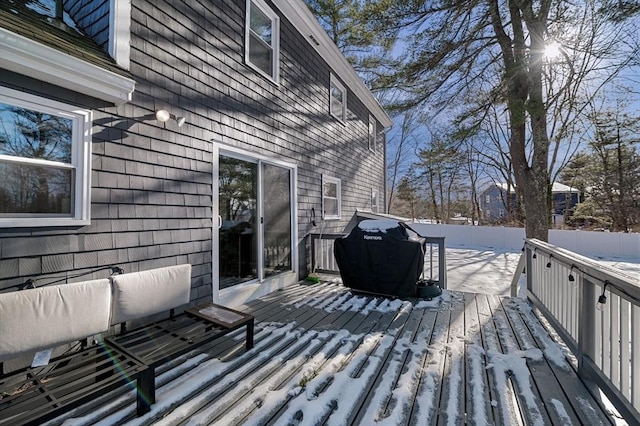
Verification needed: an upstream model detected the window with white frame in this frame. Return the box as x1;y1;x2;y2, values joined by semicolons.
245;0;280;82
368;115;376;152
0;88;92;227
371;189;378;213
322;175;341;220
485;194;491;204
330;74;346;121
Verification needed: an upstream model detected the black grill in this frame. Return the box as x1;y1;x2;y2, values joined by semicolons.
334;220;424;297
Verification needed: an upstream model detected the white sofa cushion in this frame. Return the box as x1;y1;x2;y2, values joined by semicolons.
110;264;192;325
0;279;112;362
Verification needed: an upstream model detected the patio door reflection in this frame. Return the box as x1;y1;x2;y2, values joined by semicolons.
263;163;291;277
219;156;258;289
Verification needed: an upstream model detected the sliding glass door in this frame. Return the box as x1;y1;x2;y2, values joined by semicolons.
263;163;292;277
217;152;294;290
218;156;258;289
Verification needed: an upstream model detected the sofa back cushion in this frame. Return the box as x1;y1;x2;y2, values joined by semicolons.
110;264;192;325
0;279;112;362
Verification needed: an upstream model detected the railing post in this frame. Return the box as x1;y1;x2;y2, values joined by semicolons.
510;252;526;298
525;245;533;295
438;237;446;290
578;277;597;377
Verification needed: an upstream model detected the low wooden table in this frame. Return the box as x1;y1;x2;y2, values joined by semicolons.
185;303;254;350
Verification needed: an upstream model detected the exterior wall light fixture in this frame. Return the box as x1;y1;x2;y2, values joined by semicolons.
156;109;186;127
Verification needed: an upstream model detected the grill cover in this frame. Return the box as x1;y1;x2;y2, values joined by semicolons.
334;220;424;297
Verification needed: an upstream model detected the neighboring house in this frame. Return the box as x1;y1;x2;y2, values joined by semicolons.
549;182;580;226
480;183;518;224
480;182;579;226
0;0;392;307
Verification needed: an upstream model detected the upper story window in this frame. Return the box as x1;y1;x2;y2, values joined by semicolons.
330;74;347;122
368;115;376;152
246;0;280;82
322;175;341;220
0;88;92;227
485;194;491;204
371;189;379;213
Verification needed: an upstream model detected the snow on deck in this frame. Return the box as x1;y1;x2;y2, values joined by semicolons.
47;280;623;425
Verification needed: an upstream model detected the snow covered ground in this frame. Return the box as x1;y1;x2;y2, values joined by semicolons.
439;246;639;297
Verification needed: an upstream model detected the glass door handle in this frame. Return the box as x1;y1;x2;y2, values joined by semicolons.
218;215;223;229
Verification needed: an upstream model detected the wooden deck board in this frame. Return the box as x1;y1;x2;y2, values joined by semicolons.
509;299;615;426
463;293;495;425
499;295;584;425
45;280;623;425
475;293;522;425
487;293;554;425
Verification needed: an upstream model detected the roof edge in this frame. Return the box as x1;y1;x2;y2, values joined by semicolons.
0;27;135;105
275;0;393;129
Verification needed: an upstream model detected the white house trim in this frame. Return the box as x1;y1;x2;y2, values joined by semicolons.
0;28;135;105
109;0;131;70
0;87;93;227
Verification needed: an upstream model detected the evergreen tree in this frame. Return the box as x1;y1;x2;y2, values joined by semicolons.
562;111;640;231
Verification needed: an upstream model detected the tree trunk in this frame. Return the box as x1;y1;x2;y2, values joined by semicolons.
493;0;551;241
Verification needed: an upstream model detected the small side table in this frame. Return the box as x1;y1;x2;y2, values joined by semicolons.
185;303;255;350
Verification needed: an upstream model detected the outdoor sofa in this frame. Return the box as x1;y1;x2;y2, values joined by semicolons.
0;264;254;425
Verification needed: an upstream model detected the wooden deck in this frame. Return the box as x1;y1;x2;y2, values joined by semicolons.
47;278;624;425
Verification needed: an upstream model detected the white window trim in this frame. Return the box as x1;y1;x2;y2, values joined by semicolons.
322;175;341;220
371;188;379;213
368;114;376;152
245;0;280;84
330;74;347;122
0;87;92;227
109;0;131;70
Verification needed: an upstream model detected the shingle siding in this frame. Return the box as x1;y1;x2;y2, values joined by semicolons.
65;0;110;50
0;0;386;302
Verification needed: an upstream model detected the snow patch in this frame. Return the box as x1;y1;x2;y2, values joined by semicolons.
550;399;573;425
358;219;401;232
486;348;545;426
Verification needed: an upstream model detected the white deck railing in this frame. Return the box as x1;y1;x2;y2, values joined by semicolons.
310;233;344;274
519;238;640;422
310;233;448;289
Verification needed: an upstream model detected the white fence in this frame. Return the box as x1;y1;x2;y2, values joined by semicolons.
522;238;640;422
408;223;640;259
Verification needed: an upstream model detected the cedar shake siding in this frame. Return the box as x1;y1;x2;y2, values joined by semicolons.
0;0;389;305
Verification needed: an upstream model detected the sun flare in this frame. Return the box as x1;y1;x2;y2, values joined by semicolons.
543;42;562;60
